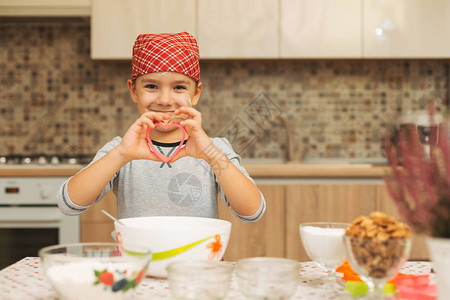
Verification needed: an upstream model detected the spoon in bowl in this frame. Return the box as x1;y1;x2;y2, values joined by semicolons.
101;209;125;226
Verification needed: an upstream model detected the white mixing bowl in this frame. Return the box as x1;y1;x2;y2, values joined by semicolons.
114;216;231;278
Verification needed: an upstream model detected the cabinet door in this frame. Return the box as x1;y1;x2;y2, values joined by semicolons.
285;184;377;261
280;0;362;58
364;0;450;58
0;0;90;16
91;0;196;59
81;191;117;242
376;185;430;260
218;185;285;261
198;0;279;59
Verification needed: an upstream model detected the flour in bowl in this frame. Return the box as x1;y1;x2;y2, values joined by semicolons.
45;261;144;300
300;226;346;269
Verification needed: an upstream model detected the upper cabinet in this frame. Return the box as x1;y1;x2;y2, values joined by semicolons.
363;0;450;58
197;0;278;59
280;0;362;58
0;0;90;16
88;0;450;59
91;0;196;59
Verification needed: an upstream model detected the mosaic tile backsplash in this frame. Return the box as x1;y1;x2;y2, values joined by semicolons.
1;19;448;161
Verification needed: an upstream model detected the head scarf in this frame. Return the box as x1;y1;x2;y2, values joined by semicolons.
131;32;200;82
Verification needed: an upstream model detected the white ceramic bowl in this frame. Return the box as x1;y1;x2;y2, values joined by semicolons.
114;216;232;278
39;242;151;300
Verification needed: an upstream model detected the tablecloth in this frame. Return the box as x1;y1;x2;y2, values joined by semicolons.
0;257;433;299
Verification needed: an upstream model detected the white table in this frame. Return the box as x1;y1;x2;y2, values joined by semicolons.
0;257;433;299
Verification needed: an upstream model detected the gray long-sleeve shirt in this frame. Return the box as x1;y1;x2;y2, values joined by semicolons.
57;137;266;223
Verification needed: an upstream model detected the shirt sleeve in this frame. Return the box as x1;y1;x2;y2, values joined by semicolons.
212;138;266;223
56;137;122;216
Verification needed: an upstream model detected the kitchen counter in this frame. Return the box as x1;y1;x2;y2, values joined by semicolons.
0;165;84;177
244;163;390;178
0;257;433;300
0;163;390;178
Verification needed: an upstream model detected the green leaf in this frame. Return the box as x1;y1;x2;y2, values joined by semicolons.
383;283;396;295
345;281;369;297
122;280;136;292
345;281;397;297
123;249;151;256
151;235;215;261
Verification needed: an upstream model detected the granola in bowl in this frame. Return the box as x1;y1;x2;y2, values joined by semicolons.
345;211;411;279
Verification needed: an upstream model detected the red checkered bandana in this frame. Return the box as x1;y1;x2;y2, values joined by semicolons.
131;32;200;82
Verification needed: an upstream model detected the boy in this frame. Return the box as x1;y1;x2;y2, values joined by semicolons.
57;32;265;223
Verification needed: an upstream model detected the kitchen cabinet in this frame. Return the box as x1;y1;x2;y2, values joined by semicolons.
280;0;362;58
80;191;117;242
219;182;380;261
363;0;450;58
279;0;449;58
91;0;196;59
197;0;278;59
89;0;450;59
285;183;377;261
218;185;285;261
0;0;90;16
220;180;429;262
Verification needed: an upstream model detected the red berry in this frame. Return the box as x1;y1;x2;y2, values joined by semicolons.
98;272;114;286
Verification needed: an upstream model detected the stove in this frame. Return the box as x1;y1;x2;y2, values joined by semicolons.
0;154;94;166
0;154;86;268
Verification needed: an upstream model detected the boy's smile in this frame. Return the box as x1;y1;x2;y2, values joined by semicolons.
127;71;202;142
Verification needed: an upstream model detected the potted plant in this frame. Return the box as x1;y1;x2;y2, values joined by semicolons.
384;107;450;299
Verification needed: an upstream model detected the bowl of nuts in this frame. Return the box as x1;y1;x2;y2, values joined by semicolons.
343;212;412;296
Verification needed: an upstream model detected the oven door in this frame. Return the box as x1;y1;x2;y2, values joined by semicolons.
0;206;80;269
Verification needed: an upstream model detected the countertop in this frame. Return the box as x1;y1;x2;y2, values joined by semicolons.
0;163;391;178
0;257;433;300
244;162;390;178
0;165;85;177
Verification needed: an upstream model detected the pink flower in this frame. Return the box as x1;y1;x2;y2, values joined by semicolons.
384;106;450;237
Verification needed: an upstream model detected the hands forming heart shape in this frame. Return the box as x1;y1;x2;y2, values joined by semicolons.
146;123;186;163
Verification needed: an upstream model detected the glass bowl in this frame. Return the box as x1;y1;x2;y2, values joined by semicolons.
39;242;152;300
299;222;349;284
236;257;300;299
167;260;233;300
344;236;412;298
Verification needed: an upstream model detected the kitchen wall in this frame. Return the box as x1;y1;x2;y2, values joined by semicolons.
1;18;448;161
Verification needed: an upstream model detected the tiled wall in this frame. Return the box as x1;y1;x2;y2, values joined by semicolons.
1;19;448;160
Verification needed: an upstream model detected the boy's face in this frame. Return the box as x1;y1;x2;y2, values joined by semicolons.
127;72;202;119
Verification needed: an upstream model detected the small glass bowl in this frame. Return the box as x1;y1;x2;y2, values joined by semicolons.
299;222;349;285
299;222;349;270
236;257;300;300
167;260;234;300
39;242;151;300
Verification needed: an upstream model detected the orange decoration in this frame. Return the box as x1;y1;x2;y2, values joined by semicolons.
336;260;411;283
206;234;223;260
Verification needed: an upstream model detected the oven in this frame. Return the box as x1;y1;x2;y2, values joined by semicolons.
0;177;80;269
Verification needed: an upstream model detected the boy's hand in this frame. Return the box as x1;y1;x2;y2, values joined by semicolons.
116;112;170;162
171;107;213;161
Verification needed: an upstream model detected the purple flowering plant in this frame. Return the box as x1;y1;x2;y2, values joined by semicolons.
384;107;450;238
